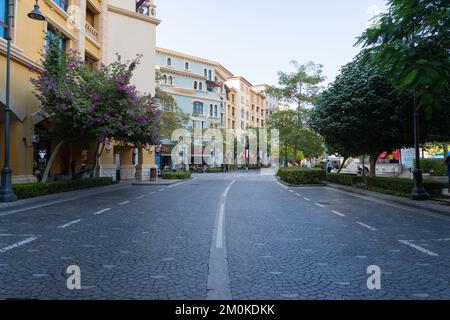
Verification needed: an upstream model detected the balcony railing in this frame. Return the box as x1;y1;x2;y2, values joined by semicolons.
136;0;156;17
85;22;98;42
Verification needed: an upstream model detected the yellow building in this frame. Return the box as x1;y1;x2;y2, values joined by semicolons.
0;0;160;184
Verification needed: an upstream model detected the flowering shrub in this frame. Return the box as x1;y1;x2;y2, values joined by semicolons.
31;39;160;182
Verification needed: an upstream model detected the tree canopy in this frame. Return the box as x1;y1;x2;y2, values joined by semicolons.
356;0;450;115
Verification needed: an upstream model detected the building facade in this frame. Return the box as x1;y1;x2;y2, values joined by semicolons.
156;47;224;131
0;0;160;184
253;84;280;118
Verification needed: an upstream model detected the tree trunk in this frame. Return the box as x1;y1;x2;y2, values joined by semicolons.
293;145;298;165
42;140;65;183
337;156;349;173
369;154;378;178
444;143;449;158
92;142;105;178
285;145;288;168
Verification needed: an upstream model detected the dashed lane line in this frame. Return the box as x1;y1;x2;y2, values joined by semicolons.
0;237;38;253
304;197;311;201
315;203;325;208
119;201;131;206
136;196;145;200
399;240;439;257
331;210;346;217
93;208;111;215
58;219;82;229
167;177;197;189
357;221;378;231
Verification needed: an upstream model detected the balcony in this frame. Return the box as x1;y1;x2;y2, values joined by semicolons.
85;22;98;42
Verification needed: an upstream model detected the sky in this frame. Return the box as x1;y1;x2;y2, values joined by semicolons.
156;0;388;86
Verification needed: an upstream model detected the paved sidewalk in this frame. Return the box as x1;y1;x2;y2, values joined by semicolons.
326;183;450;216
0;182;132;215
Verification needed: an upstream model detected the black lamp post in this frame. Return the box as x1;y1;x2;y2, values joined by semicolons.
410;86;430;201
0;0;44;202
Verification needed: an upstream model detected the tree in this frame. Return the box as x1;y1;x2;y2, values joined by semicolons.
266;61;325;162
31;40;159;182
356;0;450;115
267;110;323;167
309;57;413;176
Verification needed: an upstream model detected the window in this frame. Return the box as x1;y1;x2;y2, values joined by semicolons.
0;0;7;38
210;105;213;117
167;57;172;66
246;112;249;120
185;62;189;70
54;0;68;12
208;70;212;81
193;102;203;115
168;76;173;85
204;69;208;77
214;105;218;118
194;81;198;90
162;75;167;84
46;25;67;52
199;82;203;91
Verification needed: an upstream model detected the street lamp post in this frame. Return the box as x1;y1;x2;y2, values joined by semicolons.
410;86;430;201
0;1;44;202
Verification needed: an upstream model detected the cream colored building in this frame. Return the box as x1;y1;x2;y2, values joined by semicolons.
0;0;160;184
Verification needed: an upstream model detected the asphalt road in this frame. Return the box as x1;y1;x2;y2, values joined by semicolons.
1;172;450;300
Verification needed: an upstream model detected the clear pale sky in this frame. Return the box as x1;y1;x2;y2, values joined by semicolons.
156;0;387;86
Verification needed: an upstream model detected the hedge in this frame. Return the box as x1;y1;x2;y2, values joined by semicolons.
161;171;192;180
207;167;223;173
325;173;446;197
12;177;117;200
415;159;447;176
277;168;326;185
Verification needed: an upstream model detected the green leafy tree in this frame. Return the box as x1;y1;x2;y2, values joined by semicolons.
356;0;450;115
266;61;325;162
267;110;323;167
157;88;190;139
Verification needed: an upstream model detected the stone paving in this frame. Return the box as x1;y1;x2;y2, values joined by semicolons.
1;172;450;300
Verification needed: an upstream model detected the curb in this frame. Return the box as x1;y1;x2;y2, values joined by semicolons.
325;183;450;217
275;176;326;188
0;182;131;215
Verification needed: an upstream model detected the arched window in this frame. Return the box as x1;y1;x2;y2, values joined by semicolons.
199;82;203;91
210;105;213;117
194;81;198;90
168;76;173;85
193;102;203;115
167;57;172;66
208;70;212;81
162;75;167;84
214;105;218;118
204;69;208;77
185;62;190;70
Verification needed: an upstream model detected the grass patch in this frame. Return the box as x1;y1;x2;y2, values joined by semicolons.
161;171;192;180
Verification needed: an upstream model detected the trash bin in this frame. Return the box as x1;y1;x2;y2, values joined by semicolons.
150;168;157;181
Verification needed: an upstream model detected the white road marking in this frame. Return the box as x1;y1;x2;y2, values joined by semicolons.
289;190;294;193
315;203;325;208
167;177;197;189
398;240;439;257
119;201;131;206
158;189;165;192
357;222;378;231
331;210;346;217
149;192;155;195
58;219;82;229
304;197;311;201
275;180;289;190
0;237;38;253
295;193;301;197
0;234;14;237
224;179;237;197
216;203;225;249
136;195;145;200
93;208;111;215
0;186;130;217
